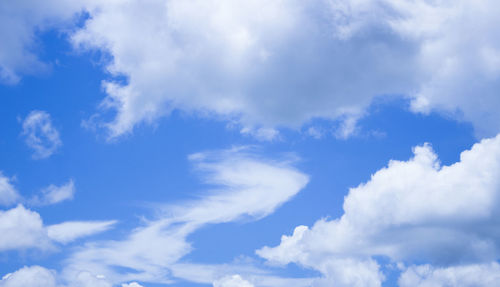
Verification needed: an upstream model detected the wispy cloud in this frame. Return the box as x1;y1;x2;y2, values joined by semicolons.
21;110;62;159
47;220;117;244
62;147;309;285
30;179;75;206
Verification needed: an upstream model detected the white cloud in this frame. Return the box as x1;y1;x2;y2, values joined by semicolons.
240;127;280;142
70;0;412;139
0;173;20;207
3;1;500;138
121;283;144;287
258;134;500;285
0;204;115;251
21;111;62;159
0;266;57;287
399;263;500;287
31;179;75;206
213;274;254;287
72;271;112;287
0;266;116;287
173;147;309;224
0;0;86;84
0;205;50;251
64;147;308;285
65;0;500;139
169;262;314;287
47;220;117;244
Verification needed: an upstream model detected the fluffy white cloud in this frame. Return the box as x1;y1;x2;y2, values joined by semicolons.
0;204;115;251
0;205;50;251
258;134;500;285
121;283;144;287
0;173;20;206
21;111;62;159
213;274;254;287
67;0;500;139
64;147;308;285
0;266;117;287
3;1;500;138
72;0;409;138
0;0;85;83
399;263;500;287
31;179;75;206
0;266;57;287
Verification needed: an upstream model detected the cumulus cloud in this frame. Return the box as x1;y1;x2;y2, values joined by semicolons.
213;274;254;287
0;266;57;287
0;173;20;206
21;111;62;159
0;266;115;287
0;0;85;83
64;147;308;285
3;1;500;138
71;0;408;138
66;0;500;139
0;205;115;251
0;205;50;251
31;179;75;206
121;283;144;287
258;134;500;285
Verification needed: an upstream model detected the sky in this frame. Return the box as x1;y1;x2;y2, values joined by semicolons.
1;0;500;286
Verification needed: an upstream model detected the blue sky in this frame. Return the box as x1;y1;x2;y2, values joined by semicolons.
1;1;500;287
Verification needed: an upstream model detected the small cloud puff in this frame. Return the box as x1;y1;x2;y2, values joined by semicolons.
21;110;62;159
30;179;75;206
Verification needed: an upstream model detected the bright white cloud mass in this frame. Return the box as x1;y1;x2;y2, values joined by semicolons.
2;0;500;137
70;0;500;138
0;266;57;287
258;134;500;286
2;0;500;286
